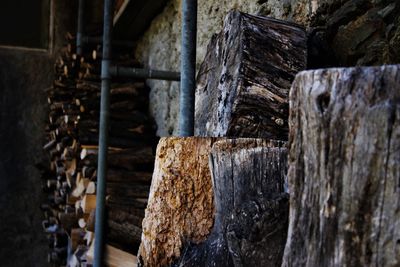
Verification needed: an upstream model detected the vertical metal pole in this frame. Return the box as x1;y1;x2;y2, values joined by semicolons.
94;0;113;266
179;0;197;136
76;0;84;55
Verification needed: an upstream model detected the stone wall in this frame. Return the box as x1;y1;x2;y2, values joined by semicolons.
0;49;52;267
135;0;316;136
310;0;400;66
135;0;400;136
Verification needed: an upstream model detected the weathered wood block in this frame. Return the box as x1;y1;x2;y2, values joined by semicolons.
172;139;288;267
283;66;400;267
138;137;219;267
195;11;307;140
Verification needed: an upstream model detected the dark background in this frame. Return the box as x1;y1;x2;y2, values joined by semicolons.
0;0;50;48
0;1;75;266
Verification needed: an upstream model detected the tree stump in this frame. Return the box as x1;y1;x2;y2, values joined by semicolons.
172;139;288;267
194;10;307;140
283;65;400;266
137;137;219;267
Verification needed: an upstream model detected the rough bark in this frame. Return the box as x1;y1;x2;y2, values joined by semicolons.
195;11;307;140
283;65;400;267
172;138;288;267
138;137;219;267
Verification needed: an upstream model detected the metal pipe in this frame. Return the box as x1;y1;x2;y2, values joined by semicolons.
76;0;85;55
82;36;135;48
179;0;197;136
110;66;180;81
94;0;114;266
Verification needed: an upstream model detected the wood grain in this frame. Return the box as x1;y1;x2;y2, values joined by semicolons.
172;138;288;267
195;11;307;140
283;65;400;267
138;137;219;267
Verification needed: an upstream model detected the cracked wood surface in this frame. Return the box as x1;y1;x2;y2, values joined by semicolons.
194;10;307;140
172;138;288;267
283;65;400;267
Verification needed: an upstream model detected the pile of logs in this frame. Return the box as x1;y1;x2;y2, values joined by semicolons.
138;10;400;267
40;33;155;266
138;11;307;267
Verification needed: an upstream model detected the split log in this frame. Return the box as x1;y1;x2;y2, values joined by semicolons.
78;134;149;148
106;183;150;199
107;207;144;253
58;212;79;231
282;65;400;267
171;139;288;267
138;137;219;267
76;95;149;113
107;169;153;184
80;147;154;171
84;206;145;245
106;196;147;212
87;241;138;267
70;228;86;252
76;111;152;127
81;194;96;214
195;11;307;140
42;34;156;265
78;128;153;143
86;210;96;232
86;181;96;194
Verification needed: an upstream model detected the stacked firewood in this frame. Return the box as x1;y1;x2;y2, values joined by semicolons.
41;33;155;266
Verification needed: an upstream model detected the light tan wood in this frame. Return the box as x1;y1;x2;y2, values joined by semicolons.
84;231;94;246
87;240;138;267
139;137;219;267
71;178;90;197
75;200;81;212
78;218;87;228
80;147;97;160
86;181;96;194
66;194;79;206
81;194;96;214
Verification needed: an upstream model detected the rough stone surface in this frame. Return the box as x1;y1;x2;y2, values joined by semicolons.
311;0;400;67
0;50;51;267
138;137;219;266
135;0;400;135
283;65;400;266
135;0;317;136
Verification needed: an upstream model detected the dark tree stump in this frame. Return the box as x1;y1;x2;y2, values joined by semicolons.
173;138;288;267
283;65;400;267
195;10;307;140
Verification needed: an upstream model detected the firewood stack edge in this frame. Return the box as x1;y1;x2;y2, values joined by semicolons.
40;33;155;267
